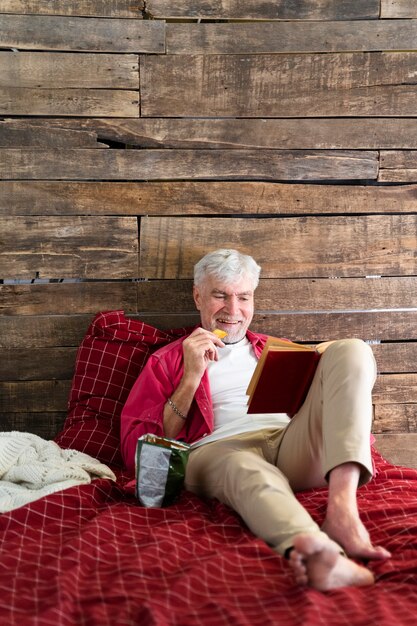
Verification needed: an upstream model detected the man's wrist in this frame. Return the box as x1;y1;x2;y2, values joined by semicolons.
167;397;188;421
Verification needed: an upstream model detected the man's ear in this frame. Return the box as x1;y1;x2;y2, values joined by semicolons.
193;284;201;311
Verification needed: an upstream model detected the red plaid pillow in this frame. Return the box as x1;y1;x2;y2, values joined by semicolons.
55;310;188;467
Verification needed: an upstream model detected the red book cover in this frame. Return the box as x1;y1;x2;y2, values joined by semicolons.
247;343;321;417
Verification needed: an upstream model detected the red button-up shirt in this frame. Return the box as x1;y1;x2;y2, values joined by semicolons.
120;329;269;473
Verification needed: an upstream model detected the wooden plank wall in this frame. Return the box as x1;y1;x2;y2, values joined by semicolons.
0;0;416;468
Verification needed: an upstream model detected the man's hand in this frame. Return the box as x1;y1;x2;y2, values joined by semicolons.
182;327;225;386
163;328;225;440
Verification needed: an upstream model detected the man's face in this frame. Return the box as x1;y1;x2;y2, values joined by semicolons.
193;274;255;344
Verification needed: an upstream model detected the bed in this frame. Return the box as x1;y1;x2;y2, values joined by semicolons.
1;311;416;625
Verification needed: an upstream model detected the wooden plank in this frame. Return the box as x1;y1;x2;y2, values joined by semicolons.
373;434;417;468
381;1;417;18
373;374;417;404
1;216;138;280
2;310;417;350
251;312;417;343
373;404;417;433
139;216;417;279
0;15;164;53
3;416;417;456
373;343;417;374
0;89;139;117
136;277;417;312
140;53;417;118
1;348;77;381
0;122;105;148
167;21;417;54
379;169;417;183
0;148;378;181
136;311;417;343
1;277;414;315
380;150;417;168
0;315;93;349
0;282;137;315
3;181;417;217
1;376;413;415
0;1;144;17
379;150;417;182
0;380;71;412
0;52;139;88
149;0;379;20
23;118;417;150
2;338;414;380
0;413;66;440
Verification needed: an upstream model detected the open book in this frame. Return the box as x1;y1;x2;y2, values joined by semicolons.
246;337;323;417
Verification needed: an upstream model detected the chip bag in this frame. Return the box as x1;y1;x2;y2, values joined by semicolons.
135;434;191;507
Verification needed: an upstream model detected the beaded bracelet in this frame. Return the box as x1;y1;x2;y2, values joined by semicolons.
167;397;188;420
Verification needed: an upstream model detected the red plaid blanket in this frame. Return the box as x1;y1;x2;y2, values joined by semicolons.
0;450;416;626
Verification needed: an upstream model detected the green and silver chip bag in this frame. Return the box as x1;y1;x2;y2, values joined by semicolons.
135;434;191;507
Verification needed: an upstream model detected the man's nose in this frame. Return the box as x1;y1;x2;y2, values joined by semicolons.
225;297;239;316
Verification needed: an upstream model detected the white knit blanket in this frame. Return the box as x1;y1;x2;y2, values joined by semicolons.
0;431;117;513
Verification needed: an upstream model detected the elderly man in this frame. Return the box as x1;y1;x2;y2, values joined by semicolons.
121;248;390;590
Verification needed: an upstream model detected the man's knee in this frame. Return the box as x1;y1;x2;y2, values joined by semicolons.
324;338;376;378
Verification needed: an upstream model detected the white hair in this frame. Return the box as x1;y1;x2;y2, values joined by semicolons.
193;249;261;290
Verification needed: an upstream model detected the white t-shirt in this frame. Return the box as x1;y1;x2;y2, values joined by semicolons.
191;337;290;448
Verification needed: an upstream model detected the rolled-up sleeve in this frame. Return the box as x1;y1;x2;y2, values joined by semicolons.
120;355;174;474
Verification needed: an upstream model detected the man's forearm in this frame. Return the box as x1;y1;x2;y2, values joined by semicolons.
163;376;200;439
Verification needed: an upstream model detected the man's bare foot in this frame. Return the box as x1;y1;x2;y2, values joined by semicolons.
289;533;375;591
322;511;391;561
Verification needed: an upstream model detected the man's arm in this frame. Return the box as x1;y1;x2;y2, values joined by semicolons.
120;327;224;472
163;328;225;438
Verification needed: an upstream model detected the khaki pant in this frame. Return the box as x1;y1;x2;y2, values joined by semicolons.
185;338;377;555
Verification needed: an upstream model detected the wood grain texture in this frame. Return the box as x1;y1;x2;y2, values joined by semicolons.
380;151;417;168
148;0;379;20
0;15;164;53
2;311;417;349
167;21;417;54
250;311;417;343
0;282;137;315
373;374;417;404
381;0;417;18
140;53;417;118
373;343;417;374
135;277;417;312
1;348;77;381
0;89;139;117
0;412;66;440
374;434;417;468
379;150;417;181
0;0;144;17
0;380;71;412
2;335;413;380
3;181;417;216
1;276;414;315
373;404;417;433
379;170;417;183
1;216;138;279
23;117;417;150
0;122;106;148
0;315;93;349
0;148;377;181
1;376;413;416
0;52;139;88
139;216;417;279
